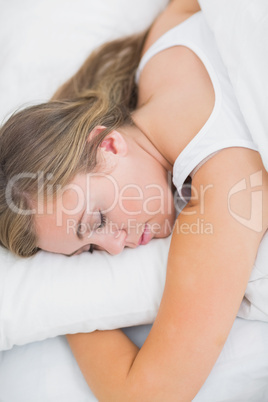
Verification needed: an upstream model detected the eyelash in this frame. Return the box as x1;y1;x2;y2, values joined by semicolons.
89;211;106;254
98;210;107;229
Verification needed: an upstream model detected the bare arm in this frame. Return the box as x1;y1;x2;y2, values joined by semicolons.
67;148;268;401
170;0;201;13
140;0;200;57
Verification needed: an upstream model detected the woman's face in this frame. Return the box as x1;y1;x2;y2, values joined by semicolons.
35;129;176;256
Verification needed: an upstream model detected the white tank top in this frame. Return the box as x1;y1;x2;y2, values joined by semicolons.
136;12;268;323
136;11;258;200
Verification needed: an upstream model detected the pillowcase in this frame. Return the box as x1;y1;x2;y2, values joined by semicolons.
0;237;171;351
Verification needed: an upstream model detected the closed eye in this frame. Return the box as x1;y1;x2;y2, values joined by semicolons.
98;210;107;229
77;223;84;240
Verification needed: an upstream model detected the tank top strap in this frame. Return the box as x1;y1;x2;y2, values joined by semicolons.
136;12;201;84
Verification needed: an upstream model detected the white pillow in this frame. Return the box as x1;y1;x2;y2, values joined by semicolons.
0;238;171;351
2;230;268;351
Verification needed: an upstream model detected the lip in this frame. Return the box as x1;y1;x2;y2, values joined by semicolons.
138;224;152;246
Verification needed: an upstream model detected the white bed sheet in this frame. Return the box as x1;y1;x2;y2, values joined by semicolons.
0;319;268;401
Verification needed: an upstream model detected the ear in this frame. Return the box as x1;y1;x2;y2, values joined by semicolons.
87;125;107;142
87;125;128;156
100;130;128;156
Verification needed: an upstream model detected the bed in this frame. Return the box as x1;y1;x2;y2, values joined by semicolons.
0;0;268;400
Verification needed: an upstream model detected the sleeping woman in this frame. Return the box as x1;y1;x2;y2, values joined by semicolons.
0;0;268;399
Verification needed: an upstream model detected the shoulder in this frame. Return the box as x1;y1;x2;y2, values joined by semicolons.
142;1;201;56
192;147;268;192
190;147;268;234
135;6;213;165
134;42;215;165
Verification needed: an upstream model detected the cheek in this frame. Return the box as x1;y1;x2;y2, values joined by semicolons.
143;184;168;216
116;186;144;216
91;177;118;214
112;180;173;219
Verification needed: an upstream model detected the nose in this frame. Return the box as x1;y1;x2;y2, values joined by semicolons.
94;229;127;255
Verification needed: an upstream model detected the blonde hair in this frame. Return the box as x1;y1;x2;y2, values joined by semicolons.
0;30;148;257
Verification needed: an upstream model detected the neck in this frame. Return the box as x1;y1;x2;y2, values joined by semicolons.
122;120;173;173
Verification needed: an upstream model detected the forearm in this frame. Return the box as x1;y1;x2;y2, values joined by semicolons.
66;330;139;401
66;315;223;402
66;327;188;402
67;328;185;401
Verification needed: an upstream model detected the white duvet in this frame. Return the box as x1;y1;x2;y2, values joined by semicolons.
200;0;268;171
